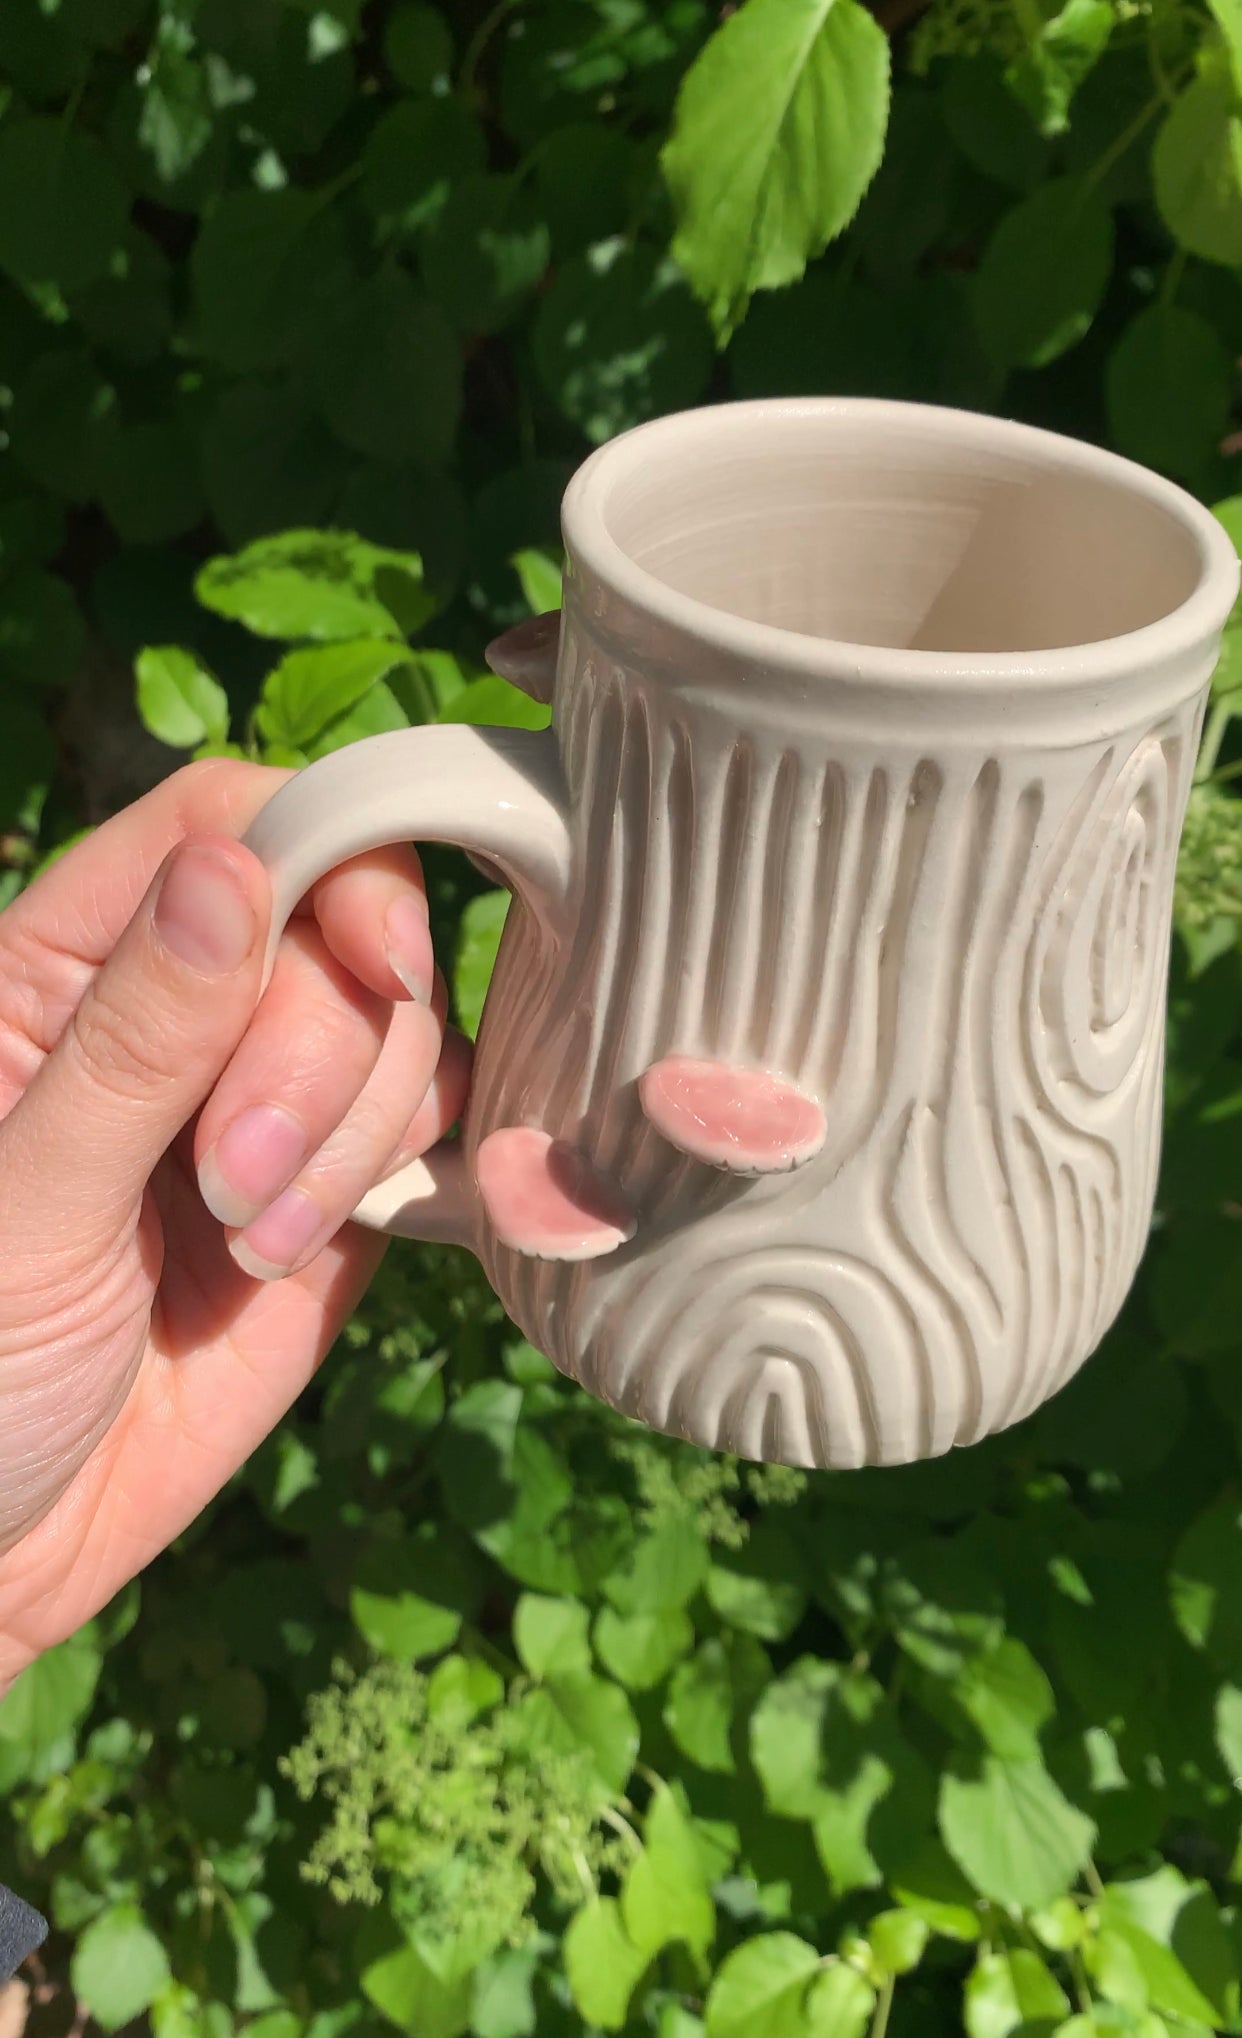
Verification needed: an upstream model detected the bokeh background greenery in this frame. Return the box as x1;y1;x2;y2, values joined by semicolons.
4;1;1242;2034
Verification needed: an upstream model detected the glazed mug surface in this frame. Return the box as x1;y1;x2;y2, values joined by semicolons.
243;397;1240;1469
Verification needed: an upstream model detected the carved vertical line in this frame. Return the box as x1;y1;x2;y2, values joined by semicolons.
699;743;756;1050
746;749;803;1064
765;756;841;1074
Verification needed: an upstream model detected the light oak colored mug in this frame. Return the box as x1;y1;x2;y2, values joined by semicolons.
244;398;1239;1469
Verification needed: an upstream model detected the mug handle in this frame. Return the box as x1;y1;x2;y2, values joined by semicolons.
240;722;571;1248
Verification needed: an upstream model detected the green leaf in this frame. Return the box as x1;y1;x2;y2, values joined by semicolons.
512;1593;592;1680
454;888;509;1040
890;1837;983;1941
438;675;551;731
605;1517;710;1616
867;1910;929;1976
1170;1494;1242;1661
1098;1872;1234;2024
1215;1680;1242;1782
423;174;550;335
310;266;461;468
0;119;126;291
1004;0;1113;137
563;1898;648;2033
9;348;115;503
1209;0;1242;94
972;177;1112;368
1151;1212;1242;1355
256;640;413;750
191;188;352;374
595;1607;694;1691
948;1638;1056;1759
533;124;633;257
138;35;213;184
707;1522;807;1640
533;238;713;442
0;567;85;690
881;1541;1004;1676
665;1639;740;1774
350;1528;480;1662
98;418;205;547
202;381;346;550
540;1671;639;1793
704;1932;821;2038
943;55;1048;190
135;647;228;750
0;694;53;834
804;1965;875;2037
357;1914;472;2038
939;1754;1096;1910
384;2;453;90
622;1784;715;1961
0;1634;101;1790
662;0;890;337
963;1949;1070;2038
1106;306;1235;480
1153;72;1242;268
71;1905;172;2032
361;98;486;240
195;530;430;642
511;547;562;617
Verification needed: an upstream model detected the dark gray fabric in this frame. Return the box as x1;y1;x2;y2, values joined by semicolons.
0;1880;46;1982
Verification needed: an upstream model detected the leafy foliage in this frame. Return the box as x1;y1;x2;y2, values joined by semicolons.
3;0;1242;2032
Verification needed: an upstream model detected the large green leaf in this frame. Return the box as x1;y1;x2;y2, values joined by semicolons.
594;1607;694;1691
422;174;550;334
512;1593;592;1680
662;0;890;337
310;267;461;468
0;566;85;691
533;238;713;442
195;530;431;642
0;119;127;291
256;641;413;750
972;176;1113;368
71;1905;172;2032
804;1965;874;2036
1153;72;1242;268
361;98;485;239
350;1527;480;1662
1106;305;1235;480
939;1754;1096;1909
191;188;353;374
356;1914;472;2038
622;1785;715;1961
1170;1494;1242;1663
704;1933;821;2038
563;1898;648;2033
453;888;509;1040
963;1949;1069;2038
135;646;230;750
0;1633;101;1790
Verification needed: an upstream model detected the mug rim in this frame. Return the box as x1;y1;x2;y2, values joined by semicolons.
560;397;1240;689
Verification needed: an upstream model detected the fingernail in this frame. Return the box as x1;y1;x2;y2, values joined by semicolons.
385;893;434;1005
155;845;256;975
198;1104;309;1228
230;1186;324;1281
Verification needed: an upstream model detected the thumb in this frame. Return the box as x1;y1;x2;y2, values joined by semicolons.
2;837;270;1250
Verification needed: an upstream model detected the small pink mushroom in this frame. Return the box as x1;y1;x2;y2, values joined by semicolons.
638;1055;826;1174
476;1126;635;1261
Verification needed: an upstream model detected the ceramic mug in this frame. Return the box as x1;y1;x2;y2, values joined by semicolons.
243;398;1239;1470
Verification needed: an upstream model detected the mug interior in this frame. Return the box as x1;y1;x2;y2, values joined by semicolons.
596;405;1207;657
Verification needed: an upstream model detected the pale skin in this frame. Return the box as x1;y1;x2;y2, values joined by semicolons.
0;758;472;1697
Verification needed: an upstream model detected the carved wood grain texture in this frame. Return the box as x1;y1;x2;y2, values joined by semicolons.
466;635;1202;1469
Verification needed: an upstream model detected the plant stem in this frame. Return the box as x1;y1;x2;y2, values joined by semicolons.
870;1972;896;2038
460;0;521;93
1081;92;1163;195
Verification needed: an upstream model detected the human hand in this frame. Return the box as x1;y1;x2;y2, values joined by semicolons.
0;760;469;1689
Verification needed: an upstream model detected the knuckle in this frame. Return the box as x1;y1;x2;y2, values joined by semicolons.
68;978;177;1101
